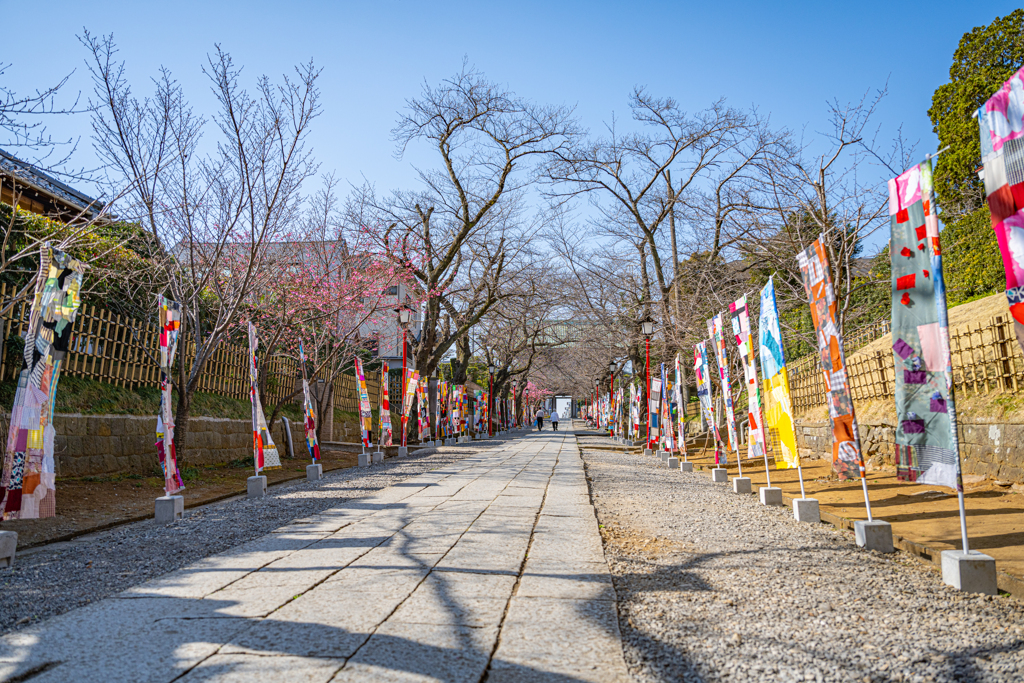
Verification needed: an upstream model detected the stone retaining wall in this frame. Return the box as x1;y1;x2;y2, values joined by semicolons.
795;417;1024;483
52;414;307;478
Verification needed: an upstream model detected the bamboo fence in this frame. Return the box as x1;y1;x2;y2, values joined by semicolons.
790;315;1024;410
0;282;383;414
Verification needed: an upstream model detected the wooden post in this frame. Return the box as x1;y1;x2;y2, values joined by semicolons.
995;316;1014;392
876;350;890;397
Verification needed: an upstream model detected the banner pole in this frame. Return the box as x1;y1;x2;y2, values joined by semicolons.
860;475;873;522
958;490;971;554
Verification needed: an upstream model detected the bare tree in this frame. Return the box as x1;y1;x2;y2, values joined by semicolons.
0;61;85;168
83;32;322;461
548;89;791;353
356;63;579;381
744;87;915;350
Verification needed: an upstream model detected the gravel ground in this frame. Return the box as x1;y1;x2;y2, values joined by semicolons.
578;435;1024;683
0;436;522;635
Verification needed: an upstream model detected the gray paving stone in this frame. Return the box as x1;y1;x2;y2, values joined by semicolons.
516;561;616;601
0;598;249;683
0;430;629;682
489;596;631;683
179;653;344;682
334;622;499;683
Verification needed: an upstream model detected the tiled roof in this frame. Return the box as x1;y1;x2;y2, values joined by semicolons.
0;148;102;217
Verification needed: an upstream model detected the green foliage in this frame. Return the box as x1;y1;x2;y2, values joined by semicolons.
929;9;1024;212
942;207;1004;305
0;201;158;315
465;360;490;388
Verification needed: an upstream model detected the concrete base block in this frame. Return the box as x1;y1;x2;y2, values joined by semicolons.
679;461;693;472
941;550;998;595
794;498;820;523
306;464;323;481
398;447;408;457
732;477;751;494
357;453;370;467
247;475;267;499
155;495;184;523
667;457;678;469
659;451;669;462
759;486;783;506
0;531;16;569
644;448;654;456
855;519;894;553
711;468;728;483
372;451;384;463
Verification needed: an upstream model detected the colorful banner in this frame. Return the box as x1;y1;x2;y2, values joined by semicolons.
298;341;321;462
156;295;184;495
797;238;864;480
418;381;429;441
674;354;687;456
708;313;739;457
248;323;281;473
402;370;419;446
380;366;393;447
693;341;722;462
758;278;799;469
629;383;639;439
729;295;767;460
436;380;444;438
1;246;84;519
354;357;372;447
649;377;662;444
978;65;1024;353
660;364;674;451
616;386;624;439
888;160;963;491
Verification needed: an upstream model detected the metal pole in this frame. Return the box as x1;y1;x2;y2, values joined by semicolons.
861;474;873;522
646;336;651;448
401;327;407;448
488;372;493;437
958;490;971;554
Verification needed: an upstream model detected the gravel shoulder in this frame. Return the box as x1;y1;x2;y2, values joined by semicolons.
578;434;1024;683
0;435;525;636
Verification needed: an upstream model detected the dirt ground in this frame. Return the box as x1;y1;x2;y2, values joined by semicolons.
0;446;362;548
663;439;1024;592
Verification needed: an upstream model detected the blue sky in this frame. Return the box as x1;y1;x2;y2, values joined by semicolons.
2;1;1018;230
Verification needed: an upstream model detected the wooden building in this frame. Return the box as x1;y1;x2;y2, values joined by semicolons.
0;148;102;221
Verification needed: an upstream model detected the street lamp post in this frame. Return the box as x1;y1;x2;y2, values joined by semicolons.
488;363;495;437
397;306;412;450
640;316;655;450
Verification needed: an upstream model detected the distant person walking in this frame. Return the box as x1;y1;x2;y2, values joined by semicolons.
535;408;545;431
550;409;560;431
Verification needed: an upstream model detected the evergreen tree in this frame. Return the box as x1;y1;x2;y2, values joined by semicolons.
928;9;1024;304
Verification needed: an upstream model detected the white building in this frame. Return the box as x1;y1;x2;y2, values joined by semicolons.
358;283;423;374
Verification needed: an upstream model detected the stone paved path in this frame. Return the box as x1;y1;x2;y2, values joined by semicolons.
0;431;629;683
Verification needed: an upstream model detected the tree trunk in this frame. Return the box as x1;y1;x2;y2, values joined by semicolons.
449;334;471;383
174;391;194;466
